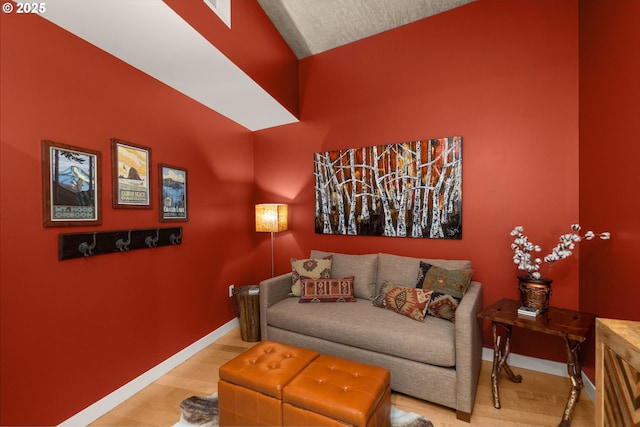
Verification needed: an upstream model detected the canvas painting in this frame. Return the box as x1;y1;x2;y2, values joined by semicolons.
314;136;462;239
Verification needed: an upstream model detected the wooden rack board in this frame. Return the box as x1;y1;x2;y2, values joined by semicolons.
58;226;182;260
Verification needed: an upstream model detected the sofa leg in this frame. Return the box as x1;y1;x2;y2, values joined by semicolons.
456;410;471;422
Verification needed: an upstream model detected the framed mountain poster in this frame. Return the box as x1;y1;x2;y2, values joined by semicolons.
42;140;101;227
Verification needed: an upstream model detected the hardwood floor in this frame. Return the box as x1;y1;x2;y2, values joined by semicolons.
90;328;595;427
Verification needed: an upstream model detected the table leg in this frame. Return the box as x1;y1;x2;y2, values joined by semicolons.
491;322;501;408
558;337;584;427
500;325;523;383
491;322;523;409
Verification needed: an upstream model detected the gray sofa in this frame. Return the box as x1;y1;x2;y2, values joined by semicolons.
259;251;483;422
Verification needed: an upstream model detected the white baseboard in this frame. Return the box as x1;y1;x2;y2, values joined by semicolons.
481;348;595;402
58;318;239;427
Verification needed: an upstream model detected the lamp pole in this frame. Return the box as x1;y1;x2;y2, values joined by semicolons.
270;231;275;277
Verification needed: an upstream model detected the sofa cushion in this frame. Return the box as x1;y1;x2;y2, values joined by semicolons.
310;250;378;300
266;297;456;367
416;262;473;322
299;277;357;303
376;253;472;295
291;257;332;296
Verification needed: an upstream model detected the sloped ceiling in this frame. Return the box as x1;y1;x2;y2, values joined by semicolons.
38;0;474;131
258;0;475;59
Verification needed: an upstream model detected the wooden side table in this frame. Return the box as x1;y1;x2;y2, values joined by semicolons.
233;285;261;342
477;298;596;427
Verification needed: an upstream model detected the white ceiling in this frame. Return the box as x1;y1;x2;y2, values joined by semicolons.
38;0;474;131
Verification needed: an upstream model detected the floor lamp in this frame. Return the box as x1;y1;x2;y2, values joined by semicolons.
255;203;288;277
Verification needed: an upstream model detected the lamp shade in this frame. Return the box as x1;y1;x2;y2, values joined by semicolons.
255;204;288;232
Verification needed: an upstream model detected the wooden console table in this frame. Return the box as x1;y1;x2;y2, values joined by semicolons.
478;298;596;427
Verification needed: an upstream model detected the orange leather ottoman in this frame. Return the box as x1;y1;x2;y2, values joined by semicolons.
218;340;319;426
282;354;391;427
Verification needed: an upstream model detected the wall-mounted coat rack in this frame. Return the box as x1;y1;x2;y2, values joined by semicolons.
58;226;182;260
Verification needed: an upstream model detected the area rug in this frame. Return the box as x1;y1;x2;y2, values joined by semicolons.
172;393;434;427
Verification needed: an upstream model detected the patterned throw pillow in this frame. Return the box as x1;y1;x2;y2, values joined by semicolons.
290;257;332;296
371;281;409;307
371;282;392;308
372;282;433;322
416;261;473;322
384;286;434;322
299;277;356;303
310;250;378;300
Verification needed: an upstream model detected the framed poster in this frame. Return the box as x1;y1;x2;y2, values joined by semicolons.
159;164;187;222
42;140;101;227
111;138;151;208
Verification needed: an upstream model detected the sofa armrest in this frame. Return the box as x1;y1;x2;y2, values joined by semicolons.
259;272;293;340
454;281;483;420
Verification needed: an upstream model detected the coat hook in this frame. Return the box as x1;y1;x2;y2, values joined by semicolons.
115;230;132;252
145;228;159;248
78;232;97;257
169;228;182;245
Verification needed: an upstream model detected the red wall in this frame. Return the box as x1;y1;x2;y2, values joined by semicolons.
0;9;263;427
164;0;299;117
255;0;580;361
578;0;640;379
4;1;637;424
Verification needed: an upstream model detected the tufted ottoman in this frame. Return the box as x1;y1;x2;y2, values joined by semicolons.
218;340;319;426
282;354;391;427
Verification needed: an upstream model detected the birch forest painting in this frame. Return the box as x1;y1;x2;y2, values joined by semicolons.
314;136;462;239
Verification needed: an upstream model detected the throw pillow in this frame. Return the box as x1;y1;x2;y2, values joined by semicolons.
382;286;434;322
299;276;356;303
290;257;332;296
310;250;378;300
371;281;392;308
376;253;472;295
415;261;473;322
371;281;413;307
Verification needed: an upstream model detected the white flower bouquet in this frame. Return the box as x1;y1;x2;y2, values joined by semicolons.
510;224;610;280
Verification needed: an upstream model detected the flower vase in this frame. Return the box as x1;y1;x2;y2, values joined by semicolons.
518;276;552;312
